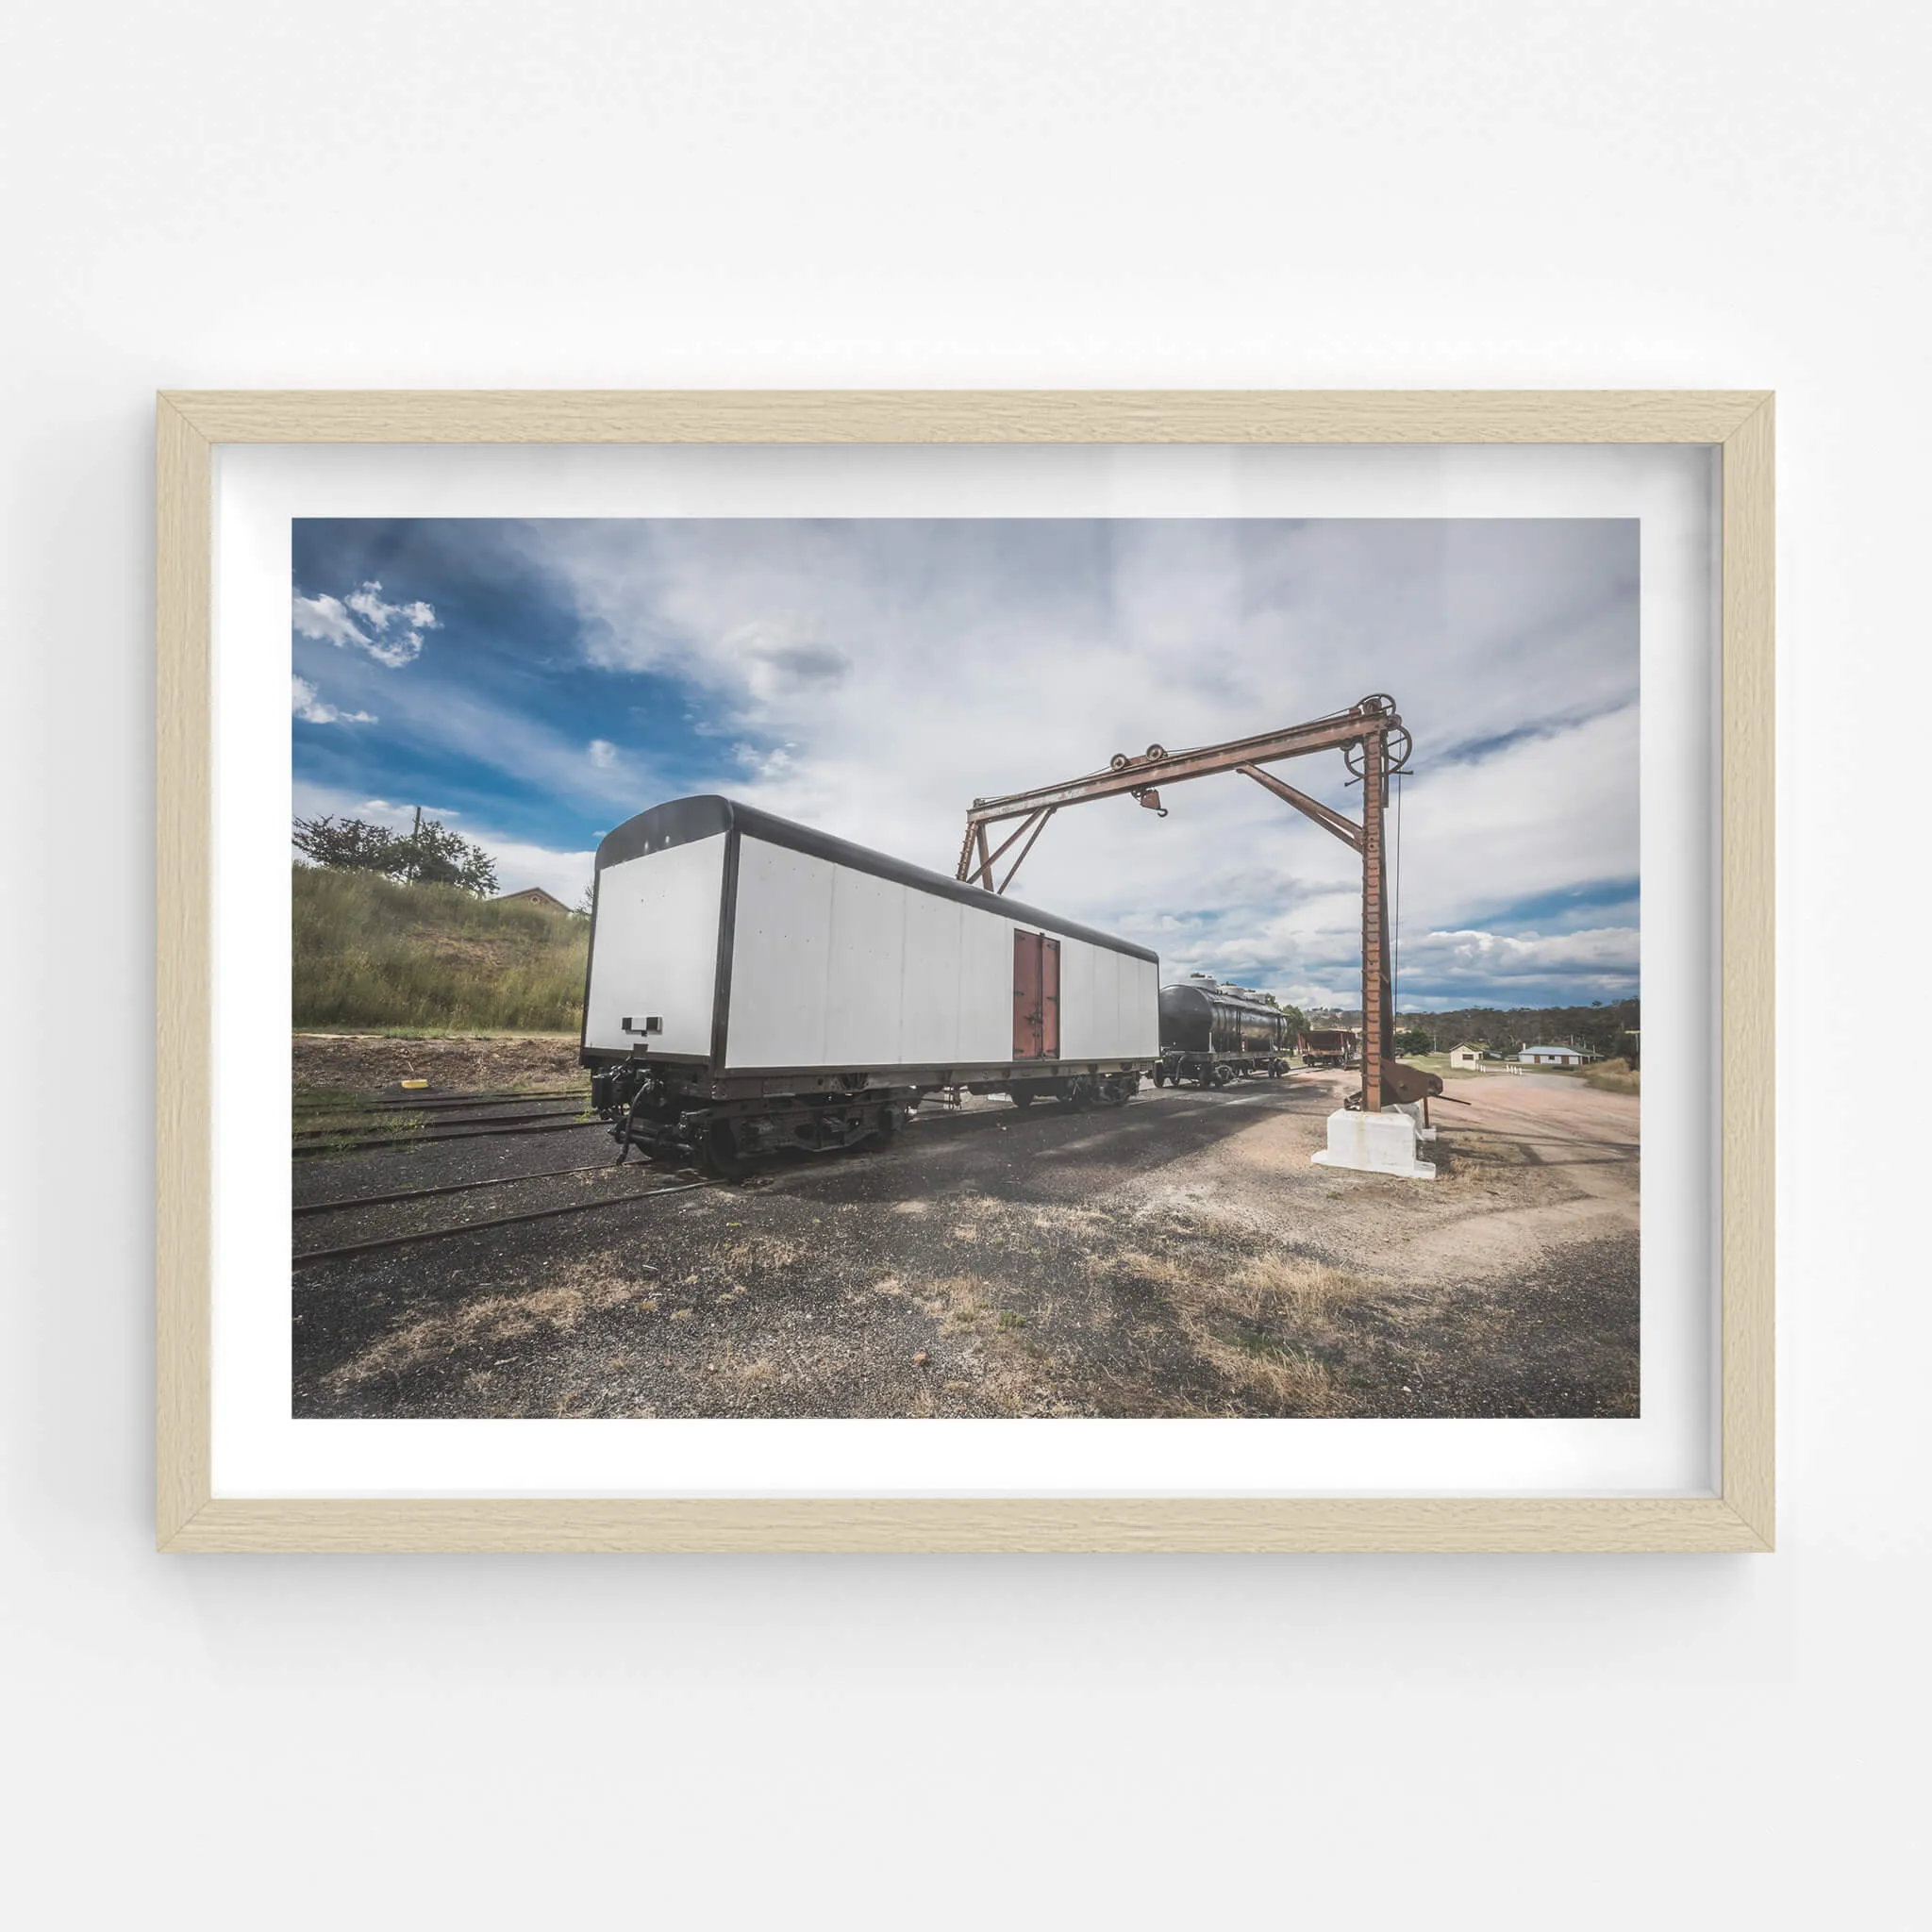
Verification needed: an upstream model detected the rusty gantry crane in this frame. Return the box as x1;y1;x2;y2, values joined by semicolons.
956;693;1435;1119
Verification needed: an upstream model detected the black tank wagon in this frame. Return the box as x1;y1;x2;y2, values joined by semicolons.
1154;981;1291;1087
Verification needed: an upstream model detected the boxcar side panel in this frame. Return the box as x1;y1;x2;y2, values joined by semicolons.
582;836;725;1057
1091;942;1122;1056
1124;957;1161;1055
725;837;837;1067
1055;935;1096;1058
824;863;908;1065
899;890;965;1063
955;899;1014;1064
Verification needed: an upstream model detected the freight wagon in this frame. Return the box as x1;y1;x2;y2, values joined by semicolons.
581;797;1160;1173
1154;981;1292;1086
1297;1028;1359;1069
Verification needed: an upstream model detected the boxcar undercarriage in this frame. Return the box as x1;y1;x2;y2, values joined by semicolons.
590;1058;1146;1176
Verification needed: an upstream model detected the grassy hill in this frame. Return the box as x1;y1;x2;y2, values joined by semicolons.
292;865;588;1032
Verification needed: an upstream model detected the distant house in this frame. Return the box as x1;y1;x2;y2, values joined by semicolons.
1519;1043;1591;1067
493;886;571;916
1448;1043;1489;1069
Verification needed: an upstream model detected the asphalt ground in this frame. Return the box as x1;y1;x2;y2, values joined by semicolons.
291;1068;1640;1420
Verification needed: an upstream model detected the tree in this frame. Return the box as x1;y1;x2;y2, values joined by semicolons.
392;816;498;894
291;810;498;896
1395;1026;1434;1056
291;814;404;874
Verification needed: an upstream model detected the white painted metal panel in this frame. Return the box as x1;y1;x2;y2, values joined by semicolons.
956;902;1014;1063
1091;942;1121;1056
582;837;724;1057
1056;935;1096;1058
721;830;1156;1073
724;838;836;1067
824;864;908;1064
1123;956;1160;1056
900;890;964;1063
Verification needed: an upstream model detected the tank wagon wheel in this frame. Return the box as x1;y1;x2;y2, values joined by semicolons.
1212;1062;1236;1088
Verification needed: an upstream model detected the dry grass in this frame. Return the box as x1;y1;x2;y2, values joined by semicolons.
1108;1244;1377;1416
327;1262;658;1390
293;864;588;1031
1205;1337;1338;1410
921;1273;995;1332
1585;1057;1641;1094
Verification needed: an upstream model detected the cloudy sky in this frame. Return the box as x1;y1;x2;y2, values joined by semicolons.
291;517;1638;1012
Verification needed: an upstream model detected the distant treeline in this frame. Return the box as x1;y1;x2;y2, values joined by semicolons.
1393;997;1641;1059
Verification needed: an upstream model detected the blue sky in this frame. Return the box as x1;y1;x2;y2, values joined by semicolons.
292;517;1639;1010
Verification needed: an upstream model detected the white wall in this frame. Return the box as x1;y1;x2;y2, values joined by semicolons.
582;837;725;1056
726;835;1153;1068
2;4;1925;1927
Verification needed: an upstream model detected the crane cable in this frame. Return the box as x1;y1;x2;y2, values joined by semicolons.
1391;768;1404;1028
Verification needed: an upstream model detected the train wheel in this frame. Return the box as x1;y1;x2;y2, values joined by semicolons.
1011;1089;1035;1109
1152;1065;1167;1088
699;1121;746;1178
1212;1062;1235;1088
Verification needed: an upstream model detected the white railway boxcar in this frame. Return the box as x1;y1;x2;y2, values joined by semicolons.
582;796;1159;1171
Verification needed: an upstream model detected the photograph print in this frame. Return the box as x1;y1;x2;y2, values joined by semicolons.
291;515;1640;1423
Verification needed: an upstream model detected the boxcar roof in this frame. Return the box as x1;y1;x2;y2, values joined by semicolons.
596;795;1158;962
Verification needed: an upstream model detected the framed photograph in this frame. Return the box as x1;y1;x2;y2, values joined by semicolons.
157;390;1773;1552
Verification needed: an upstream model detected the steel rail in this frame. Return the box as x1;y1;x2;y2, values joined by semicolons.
291;1105;587;1128
293;1087;585;1112
292;1159;677;1217
292;1117;603;1158
291;1178;715;1267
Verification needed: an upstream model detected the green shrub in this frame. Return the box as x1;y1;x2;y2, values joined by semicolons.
292;865;588;1031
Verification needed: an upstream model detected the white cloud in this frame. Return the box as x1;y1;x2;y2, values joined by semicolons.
1398;924;1641;992
293;579;439;669
377;516;1640;1007
291;675;375;724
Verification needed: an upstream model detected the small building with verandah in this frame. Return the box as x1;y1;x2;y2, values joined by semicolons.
1448;1043;1490;1069
1519;1043;1591;1068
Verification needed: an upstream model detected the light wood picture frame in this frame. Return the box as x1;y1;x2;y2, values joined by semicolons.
157;390;1774;1553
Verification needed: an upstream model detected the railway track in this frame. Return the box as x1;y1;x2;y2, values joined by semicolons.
293;1158;682;1216
293;1086;585;1116
292;1113;602;1157
292;1174;715;1267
